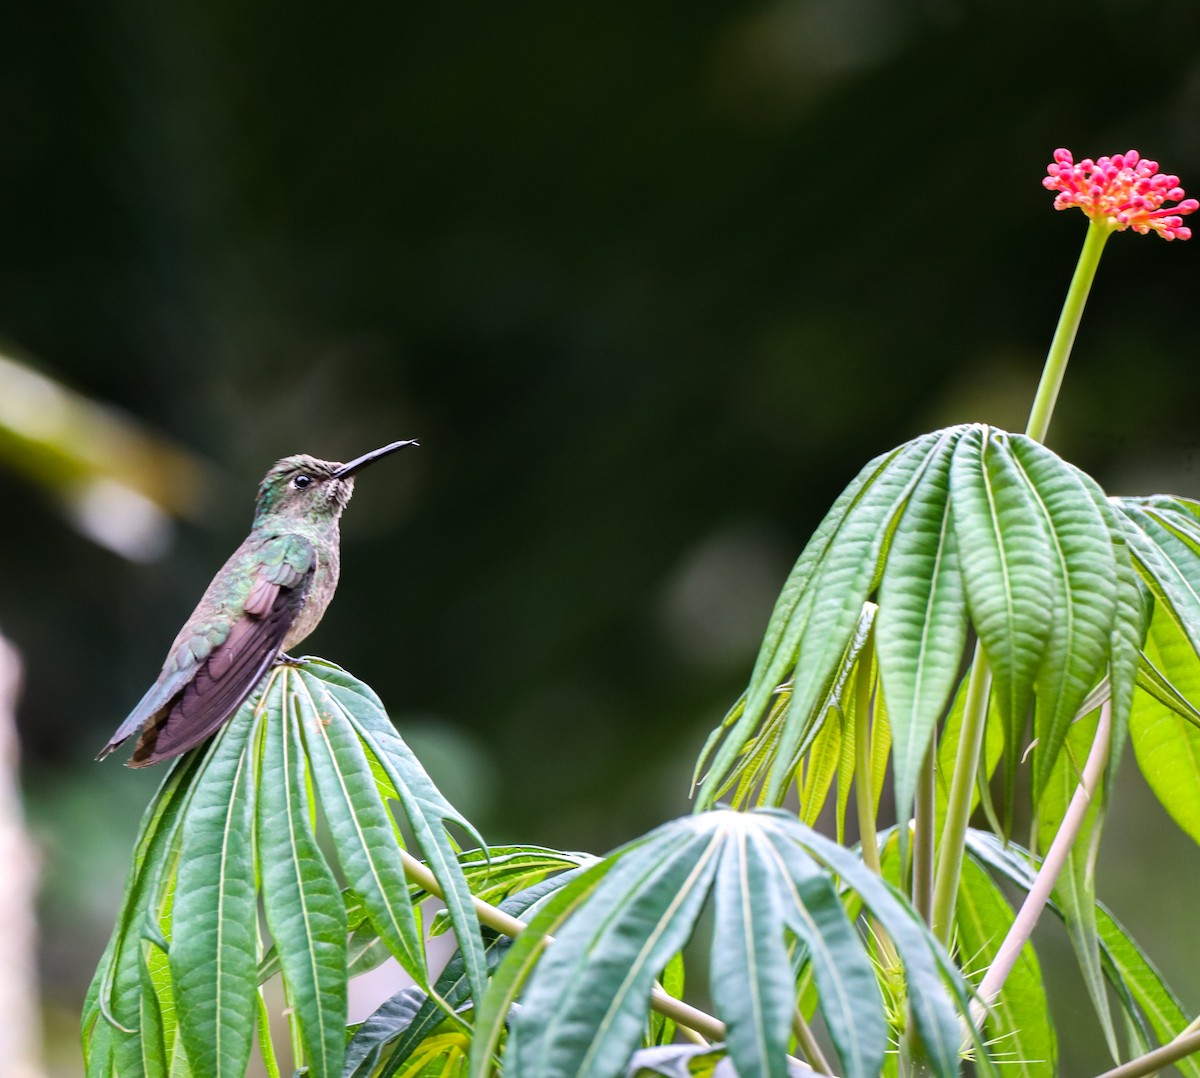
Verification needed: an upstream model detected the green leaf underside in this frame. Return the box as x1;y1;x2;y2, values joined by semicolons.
765;431;957;803
509;811;971;1078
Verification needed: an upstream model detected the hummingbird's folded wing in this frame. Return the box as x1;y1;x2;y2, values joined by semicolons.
99;534;315;767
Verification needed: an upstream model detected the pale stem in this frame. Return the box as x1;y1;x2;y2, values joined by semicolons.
971;702;1111;1026
1025;218;1112;443
930;647;992;943
1092;1027;1200;1078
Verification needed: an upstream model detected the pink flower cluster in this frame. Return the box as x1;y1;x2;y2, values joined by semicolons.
1043;148;1197;240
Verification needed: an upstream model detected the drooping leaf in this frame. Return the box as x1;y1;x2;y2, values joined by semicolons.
764;430;959;803
257;669;349;1078
950;426;1054;813
293;671;427;988
1006;439;1115;802
315;659;489;1004
506;811;978;1078
170;699;261;1078
876;428;967;822
1129;605;1200;844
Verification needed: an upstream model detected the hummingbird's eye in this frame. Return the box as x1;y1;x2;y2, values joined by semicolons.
293;474;313;489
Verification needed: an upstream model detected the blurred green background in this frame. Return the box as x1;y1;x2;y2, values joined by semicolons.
3;1;1200;1073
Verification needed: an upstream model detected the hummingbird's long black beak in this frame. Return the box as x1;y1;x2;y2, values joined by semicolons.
334;439;420;479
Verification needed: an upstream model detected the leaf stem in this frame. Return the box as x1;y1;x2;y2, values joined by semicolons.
971;701;1111;1024
793;1008;834;1075
1024;219;1112;443
854;642;882;877
1092;1026;1200;1078
911;741;935;924
930;648;992;943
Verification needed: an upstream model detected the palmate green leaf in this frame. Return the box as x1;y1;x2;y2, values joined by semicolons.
509;821;723;1078
291;671;427;988
507;811;976;1078
83;750;208;1078
257;670;348;1078
876;426;967;823
1130;604;1200;844
964;830;1200;1078
470;860;619;1078
763;430;958;804
950;426;1054;812
696;431;953;808
313;659;489;1004
710;825;813;1078
1007;440;1115;803
170;697;262;1078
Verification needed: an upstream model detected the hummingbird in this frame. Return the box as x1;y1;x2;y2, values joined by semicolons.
98;439;418;767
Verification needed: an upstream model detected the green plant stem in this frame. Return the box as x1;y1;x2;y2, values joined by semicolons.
792;1008;834;1075
911;741;936;924
971;701;1111;1025
930;647;992;943
854;645;882;876
1025;219;1112;443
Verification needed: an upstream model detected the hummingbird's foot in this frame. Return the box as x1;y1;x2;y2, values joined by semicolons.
274;652;306;667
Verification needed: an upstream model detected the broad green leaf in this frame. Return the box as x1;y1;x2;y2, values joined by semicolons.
84;750;209;1077
467;863;616;1078
876;429;967;822
1130;605;1200;843
696;441;913;805
764;430;957;803
709;826;803;1078
950;426;1053;811
314;659;489;1004
509;820;723;1078
170;700;260;1078
257;669;348;1078
756;832;886;1078
1116;500;1200;660
292;671;427;988
1007;439;1115;802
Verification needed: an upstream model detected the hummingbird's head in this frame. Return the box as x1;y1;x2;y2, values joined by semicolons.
252;441;419;523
